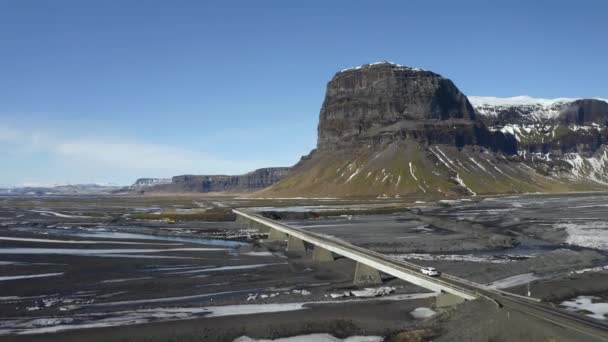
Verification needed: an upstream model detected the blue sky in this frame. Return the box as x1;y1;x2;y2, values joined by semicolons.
1;0;606;186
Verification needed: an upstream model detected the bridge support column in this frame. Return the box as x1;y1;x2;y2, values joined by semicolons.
354;262;382;286
235;214;252;225
312;246;334;262
435;292;466;308
287;236;305;253
267;228;288;241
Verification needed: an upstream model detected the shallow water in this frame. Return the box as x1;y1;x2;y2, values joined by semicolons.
12;227;249;247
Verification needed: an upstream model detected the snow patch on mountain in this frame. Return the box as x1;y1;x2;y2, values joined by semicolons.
469;96;580;107
339;61;425;73
562;149;608;185
469;96;608;121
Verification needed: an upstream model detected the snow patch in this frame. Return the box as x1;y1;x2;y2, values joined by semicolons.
233;334;384;342
557;221;608;250
410;307;436;319
0;272;63;282
561;296;608;320
345;167;362;183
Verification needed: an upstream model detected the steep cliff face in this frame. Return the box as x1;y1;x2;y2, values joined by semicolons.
317;62;515;154
141;167;290;193
256;63;608;198
131;178;172;188
470;96;608;186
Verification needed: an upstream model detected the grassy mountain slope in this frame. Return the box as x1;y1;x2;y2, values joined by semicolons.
255;141;605;198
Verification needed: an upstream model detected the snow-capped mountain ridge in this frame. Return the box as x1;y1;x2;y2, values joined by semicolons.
339;61;427;73
469;95;608;187
470;96;608;122
469;95;608;107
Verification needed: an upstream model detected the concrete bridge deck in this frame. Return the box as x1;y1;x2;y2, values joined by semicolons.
234;208;477;300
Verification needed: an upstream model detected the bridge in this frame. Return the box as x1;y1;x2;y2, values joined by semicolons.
233;208;608;341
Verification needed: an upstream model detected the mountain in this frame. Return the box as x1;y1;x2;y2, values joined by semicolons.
470;96;608;185
130;178;172;188
133;167;291;193
255;62;608;198
0;184;122;196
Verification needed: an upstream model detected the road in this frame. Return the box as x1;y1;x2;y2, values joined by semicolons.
234;208;608;341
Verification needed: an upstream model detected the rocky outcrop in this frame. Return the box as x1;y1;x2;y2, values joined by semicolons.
131;178;172;188
471;97;608;156
141;167;290;193
317;62;516;154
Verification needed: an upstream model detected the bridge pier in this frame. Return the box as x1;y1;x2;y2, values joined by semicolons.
354;262;382;286
251;221;270;233
312;246;334;262
235;216;270;233
267;228;288;241
287;236;306;253
235;214;249;225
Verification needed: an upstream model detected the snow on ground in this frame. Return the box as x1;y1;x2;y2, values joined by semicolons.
390;253;512;264
30;210;91;219
250;206;343;213
468;95;579;107
241;251;275;257
410;307;437;319
349;287;394;298
570;265;608;275
30;230;248;247
484;273;538;290
454;173;476;196
98;277;153;284
345;167;362;183
83;289;259;308
233;334;383;342
561;296;608;320
0;236;177;246
339;61;423;73
0;247;225;256
0;273;63;282
328;291;435;301
0;293;436;335
556;222;608;250
167;263;287;275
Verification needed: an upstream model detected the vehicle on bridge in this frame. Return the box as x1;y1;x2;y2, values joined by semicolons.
420;267;440;276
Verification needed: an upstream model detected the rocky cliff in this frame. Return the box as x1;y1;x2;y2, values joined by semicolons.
256;62;608;198
471;96;608;155
138;167;290;193
317;62;516;154
470;96;608;185
131;178;172;188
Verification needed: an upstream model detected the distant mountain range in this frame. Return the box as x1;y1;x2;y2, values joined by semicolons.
128;167;291;194
0;184;122;196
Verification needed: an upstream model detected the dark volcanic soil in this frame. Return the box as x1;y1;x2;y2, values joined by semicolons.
1;194;607;341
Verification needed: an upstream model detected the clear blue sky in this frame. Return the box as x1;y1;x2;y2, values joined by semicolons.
1;0;606;186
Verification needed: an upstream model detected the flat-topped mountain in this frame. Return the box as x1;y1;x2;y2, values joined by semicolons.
255;62;608;198
130;178;172;188
133;167;290;193
318;62;515;154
